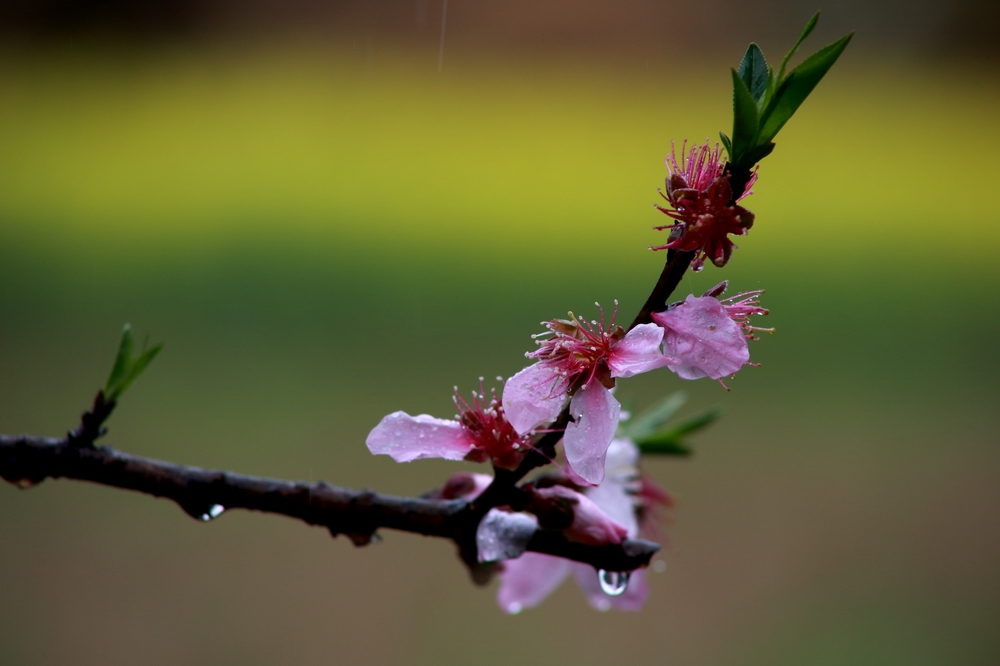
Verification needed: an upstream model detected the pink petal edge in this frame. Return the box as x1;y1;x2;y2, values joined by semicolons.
563;382;621;485
502;363;567;435
365;412;474;463
608;323;674;378
497;552;573;614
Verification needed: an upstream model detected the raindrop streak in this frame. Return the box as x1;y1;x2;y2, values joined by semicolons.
598;570;629;596
200;504;225;522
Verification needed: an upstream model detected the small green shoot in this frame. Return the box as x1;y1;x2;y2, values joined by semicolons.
104;323;162;402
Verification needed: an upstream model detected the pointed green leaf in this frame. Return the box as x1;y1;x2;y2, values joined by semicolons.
743;141;775;167
718;131;733;159
758;33;853;144
624;392;687;441
105;323;134;395
111;344;163;401
730;68;760;166
777;11;820;83
737;43;769;102
635;408;722;456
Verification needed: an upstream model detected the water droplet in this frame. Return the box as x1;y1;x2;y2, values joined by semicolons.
199;504;225;521
598;569;629;596
652;559;667;573
507;602;523;614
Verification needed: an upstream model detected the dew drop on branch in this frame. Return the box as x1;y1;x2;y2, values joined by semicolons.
199;504;226;522
597;569;629;596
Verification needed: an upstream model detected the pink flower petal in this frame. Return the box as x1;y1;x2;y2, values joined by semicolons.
502;363;567;435
651;295;749;380
585;482;639;539
535;485;628;546
476;508;539;562
608;323;673;378
497;552;572;614
563;382;621;485
571;564;649;612
365;412;474;463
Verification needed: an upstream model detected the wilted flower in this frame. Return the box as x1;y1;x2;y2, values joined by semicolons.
652;140;757;271
366;383;529;470
503;305;672;484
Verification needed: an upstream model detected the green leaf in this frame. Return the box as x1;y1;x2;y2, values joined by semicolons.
737;43;769;102
635;408;722;456
758;33;853;144
743;141;776;167
623;392;687;441
113;344;163;400
105;323;134;396
104;324;162;401
730;68;760;166
718;131;733;159
777;11;819;83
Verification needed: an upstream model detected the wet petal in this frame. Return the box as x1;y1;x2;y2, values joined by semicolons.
497;552;573;614
608;323;673;378
571;564;649;612
651;295;749;380
502;363;567;435
563;382;621;485
476;508;539;562
365;412;474;462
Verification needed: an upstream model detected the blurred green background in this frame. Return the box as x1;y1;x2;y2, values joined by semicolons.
1;3;999;665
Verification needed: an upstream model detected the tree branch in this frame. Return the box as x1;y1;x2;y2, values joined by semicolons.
0;431;659;572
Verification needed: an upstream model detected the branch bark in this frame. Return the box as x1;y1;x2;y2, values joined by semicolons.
0;432;659;572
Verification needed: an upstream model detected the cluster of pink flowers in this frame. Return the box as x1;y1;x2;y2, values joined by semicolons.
365;140;771;613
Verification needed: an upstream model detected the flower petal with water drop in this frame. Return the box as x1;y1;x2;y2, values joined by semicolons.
365;412;475;462
502;363;567;435
563;382;622;485
652;295;749;380
607;323;674;378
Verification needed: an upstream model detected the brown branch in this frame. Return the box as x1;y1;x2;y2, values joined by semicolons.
0;431;659;572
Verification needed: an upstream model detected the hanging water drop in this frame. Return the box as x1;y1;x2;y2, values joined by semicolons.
199;504;225;521
597;569;629;596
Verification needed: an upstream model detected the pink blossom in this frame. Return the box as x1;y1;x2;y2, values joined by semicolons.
650;285;770;386
496;439;660;613
651;294;750;382
503;306;671;485
652;140;757;271
367;385;529;470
